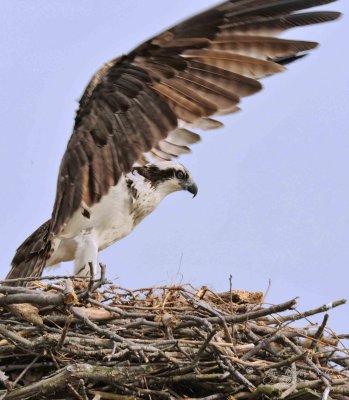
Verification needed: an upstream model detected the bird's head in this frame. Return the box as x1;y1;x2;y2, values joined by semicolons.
131;162;198;198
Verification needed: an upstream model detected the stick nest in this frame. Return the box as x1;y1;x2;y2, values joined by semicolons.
0;274;348;400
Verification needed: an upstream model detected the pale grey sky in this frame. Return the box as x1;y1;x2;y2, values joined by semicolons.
0;1;348;331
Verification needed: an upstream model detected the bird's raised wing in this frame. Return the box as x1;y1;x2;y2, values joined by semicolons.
50;0;340;236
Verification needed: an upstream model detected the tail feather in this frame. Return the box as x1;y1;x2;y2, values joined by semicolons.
6;220;52;286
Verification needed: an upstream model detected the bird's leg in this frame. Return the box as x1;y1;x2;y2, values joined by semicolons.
74;229;100;279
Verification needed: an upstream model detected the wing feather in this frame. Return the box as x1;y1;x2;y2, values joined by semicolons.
7;221;52;285
43;0;340;242
222;11;341;36
158;140;191;157
182;50;284;78
167;128;201;146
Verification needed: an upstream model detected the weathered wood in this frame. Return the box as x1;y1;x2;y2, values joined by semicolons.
0;280;347;399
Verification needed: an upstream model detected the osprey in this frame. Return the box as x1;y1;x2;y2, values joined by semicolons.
6;0;340;283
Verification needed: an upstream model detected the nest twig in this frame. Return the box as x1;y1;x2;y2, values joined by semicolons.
0;275;348;400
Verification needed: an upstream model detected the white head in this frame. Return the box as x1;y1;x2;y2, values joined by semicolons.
131;161;198;198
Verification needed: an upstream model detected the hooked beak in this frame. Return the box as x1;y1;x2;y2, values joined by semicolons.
181;181;198;198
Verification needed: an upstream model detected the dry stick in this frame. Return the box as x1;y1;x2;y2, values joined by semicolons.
88;298;155;318
322;378;332;400
155;372;228;383
220;359;255;391
182;291;234;344
310;313;329;350
192;329;218;365
0;286;36;295
67;382;84;400
134;387;172;400
337;334;349;340
248;321;339;347
13;354;40;387
122;319;162;329
241;324;295;361
330;386;349;396
329;356;349;369
268;299;346;324
0;391;7;400
70;307;162;355
194;395;227;400
212;344;256;391
178;300;296;330
259;352;308;370
181;291;230;318
78;379;89;400
5;363;156;400
48;349;60;370
155;364;196;379
224;359;256;391
0;325;33;350
136;388;171;400
91;391;138;400
121;377;173;399
283;336;333;389
244;329;277;359
280;362;297;399
33;333;113;349
263;279;272;302
0;292;65;307
70;307;131;346
181;315;214;331
235;381;347;400
106;342;118;362
229;274;233;315
1;284;348;399
45;283;65;292
0;362;56;373
58;314;74;349
167;387;183;399
206;298;297;325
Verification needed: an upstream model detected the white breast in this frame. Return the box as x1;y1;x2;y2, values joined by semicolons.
60;176;135;246
47;173;161;266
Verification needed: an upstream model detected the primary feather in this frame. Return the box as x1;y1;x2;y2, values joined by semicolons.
6;0;340;284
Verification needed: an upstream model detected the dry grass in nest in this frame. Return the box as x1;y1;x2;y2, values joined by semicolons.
0;272;348;400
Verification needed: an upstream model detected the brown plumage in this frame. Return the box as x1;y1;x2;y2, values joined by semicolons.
7;221;52;282
6;0;340;284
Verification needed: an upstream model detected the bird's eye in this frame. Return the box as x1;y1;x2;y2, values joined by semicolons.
176;170;185;180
